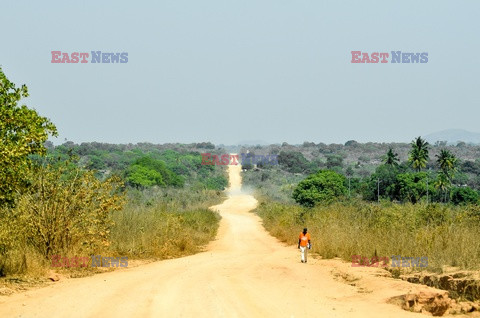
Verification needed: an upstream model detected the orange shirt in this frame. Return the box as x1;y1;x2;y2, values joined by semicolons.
299;232;311;247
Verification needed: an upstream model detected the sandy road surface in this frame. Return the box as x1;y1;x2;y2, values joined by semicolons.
0;164;447;317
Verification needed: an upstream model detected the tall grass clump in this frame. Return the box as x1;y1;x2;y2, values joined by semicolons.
110;188;223;259
0;162;125;277
255;198;480;271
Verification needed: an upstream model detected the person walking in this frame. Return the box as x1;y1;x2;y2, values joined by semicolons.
298;228;311;263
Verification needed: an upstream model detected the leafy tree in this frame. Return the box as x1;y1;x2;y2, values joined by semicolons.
408;137;429;172
326;154;344;169
87;155;107;170
451;187;479;205
0;68;57;206
383;148;399;166
344;140;358;147
278;151;309;173
361;164;399;201
126;165;165;187
293;170;346;207
391;172;434;203
125;156;184;188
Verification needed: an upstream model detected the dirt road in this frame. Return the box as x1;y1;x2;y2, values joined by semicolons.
0;165;447;317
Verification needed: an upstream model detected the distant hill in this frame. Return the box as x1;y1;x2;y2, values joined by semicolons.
425;129;480;145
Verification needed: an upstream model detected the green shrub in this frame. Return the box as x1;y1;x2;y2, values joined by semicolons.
125;156;184;188
451;187;479;205
205;175;228;190
292;170;346;207
0;162;125;276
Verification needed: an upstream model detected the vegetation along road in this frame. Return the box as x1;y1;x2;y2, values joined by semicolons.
0;164;461;317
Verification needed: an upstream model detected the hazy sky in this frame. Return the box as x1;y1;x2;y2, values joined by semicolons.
2;1;479;145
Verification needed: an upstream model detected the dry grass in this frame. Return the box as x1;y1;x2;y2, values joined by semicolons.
255;199;480;272
0;187;224;279
110;189;222;259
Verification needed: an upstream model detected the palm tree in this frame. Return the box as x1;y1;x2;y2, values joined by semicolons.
408;136;429;171
435;172;450;203
435;149;457;203
383;148;399;166
436;149;457;181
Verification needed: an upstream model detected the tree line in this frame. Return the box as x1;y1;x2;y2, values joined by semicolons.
290;137;479;207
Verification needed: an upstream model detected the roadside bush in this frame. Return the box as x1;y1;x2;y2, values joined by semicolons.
0;161;125;276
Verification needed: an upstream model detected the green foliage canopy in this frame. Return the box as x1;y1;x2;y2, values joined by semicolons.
278;151;309;173
451;187;479;205
408;136;429;172
293;170;346;207
383;148;400;166
125;156;184;188
391;172;433;204
0;68;57;206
